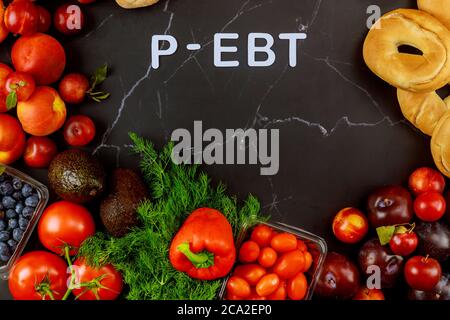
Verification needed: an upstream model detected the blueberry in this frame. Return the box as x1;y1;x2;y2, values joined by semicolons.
7;239;17;251
6;209;16;219
12;229;23;242
0;203;3;210
0;175;4;182
0;242;9;255
12;178;22;190
21;184;33;198
15;202;24;215
0;254;10;262
0;182;13;196
8;219;17;230
18;217;28;230
25;194;39;207
2;196;16;209
22;206;34;218
0;231;9;241
0;220;5;231
12;191;22;201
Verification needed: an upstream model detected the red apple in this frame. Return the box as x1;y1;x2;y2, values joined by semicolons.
0;114;26;164
353;287;385;300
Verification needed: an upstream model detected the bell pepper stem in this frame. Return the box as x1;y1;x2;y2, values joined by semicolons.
177;242;215;269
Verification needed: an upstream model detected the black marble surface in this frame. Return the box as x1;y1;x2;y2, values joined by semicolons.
1;0;435;299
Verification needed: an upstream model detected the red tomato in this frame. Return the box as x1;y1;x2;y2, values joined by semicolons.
4;72;36;102
58;73;89;104
226;276;251;299
0;63;13;113
9;251;68;300
287;272;308;300
247;289;267;300
256;273;280;297
250;224;273;247
409;167;445;196
233;264;266;286
353;287;385;300
332;207;369;244
258;247;277;268
301;251;313;272
270;233;298;253
238;240;260;263
273;250;305;279
63;115;96;147
38;201;95;256
36;5;51;33
267;281;286;300
72;258;123;300
0;114;26;164
389;231;418;256
414;191;446;222
297;239;307;252
54;4;85;35
4;0;38;36
23;136;57;168
12;33;66;85
404;256;442;291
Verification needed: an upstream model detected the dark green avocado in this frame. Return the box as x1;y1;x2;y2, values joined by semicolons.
48;149;106;204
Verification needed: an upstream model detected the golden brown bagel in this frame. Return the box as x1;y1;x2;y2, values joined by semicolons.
116;0;159;9
418;0;450;30
431;110;450;177
363;9;450;92
397;89;448;135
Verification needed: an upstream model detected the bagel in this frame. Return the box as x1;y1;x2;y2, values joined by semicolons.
418;0;450;30
397;88;449;135
431;110;450;177
363;9;450;92
116;0;159;9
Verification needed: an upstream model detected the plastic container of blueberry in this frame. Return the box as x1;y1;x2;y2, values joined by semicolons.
0;165;49;280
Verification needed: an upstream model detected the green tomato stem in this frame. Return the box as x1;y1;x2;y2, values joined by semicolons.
62;246;75;300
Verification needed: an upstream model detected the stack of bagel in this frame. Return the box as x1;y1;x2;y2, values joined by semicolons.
363;1;450;177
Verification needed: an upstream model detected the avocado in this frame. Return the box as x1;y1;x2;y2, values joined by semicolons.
100;168;148;237
48;149;106;204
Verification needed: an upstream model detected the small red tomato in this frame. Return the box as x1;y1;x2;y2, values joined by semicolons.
301;251;313;272
247;289;267;300
404;256;442;291
409;167;445;196
256;273;280;297
54;4;85;35
36;5;51;33
287;272;308;300
4;72;36;102
250;224;273;247
389;231;418;256
63;115;96;146
58;73;90;104
353;287;385;300
297;239;307;252
267;281;286;300
226;276;251;299
414;191;446;222
273;250;305;279
233;264;266;286
258;247;277;268
332;207;369;244
4;0;39;35
239;240;260;263
23;136;57;168
270;233;298;253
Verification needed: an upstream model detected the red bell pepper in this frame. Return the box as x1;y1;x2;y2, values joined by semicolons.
169;208;236;280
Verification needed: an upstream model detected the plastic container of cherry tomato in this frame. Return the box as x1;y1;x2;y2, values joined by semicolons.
218;221;327;300
0;165;49;279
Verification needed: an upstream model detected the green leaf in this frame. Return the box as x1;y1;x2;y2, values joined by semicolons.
90;64;108;89
6;91;17;110
376;226;396;246
0;165;5;176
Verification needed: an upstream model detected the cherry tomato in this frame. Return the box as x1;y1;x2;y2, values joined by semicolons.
258;247;277;268
4;0;38;36
301;251;313;272
247;289;267;300
238;240;260;263
287;272;308;300
332;207;369;244
404;256;441;291
226;276;251;299
414;191;446;222
250;224;273;247
297;239;307;252
270;233;298;253
36;5;51;33
23;136;57;168
352;287;385;300
54;4;85;35
273;250;305;279
233;264;266;286
4;72;36;102
227;293;242;300
72;258;123;300
256;273;280;297
63;115;96;147
267;281;286;300
58;73;89;104
389;231;418;256
9;251;67;300
409;167;445;196
38;201;95;256
0;63;13;113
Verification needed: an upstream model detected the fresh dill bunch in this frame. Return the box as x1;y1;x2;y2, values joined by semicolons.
79;133;266;300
